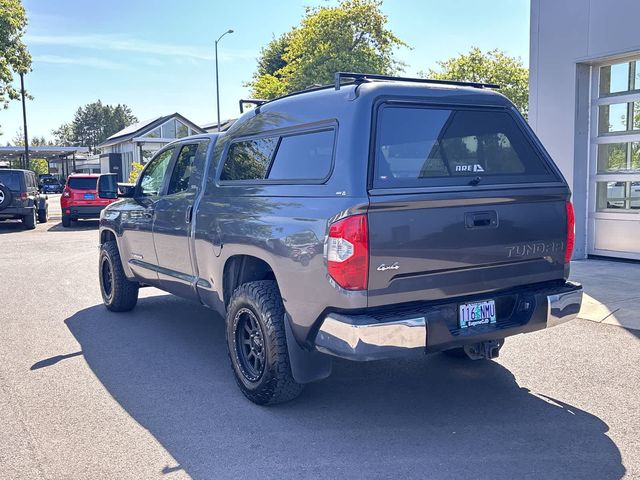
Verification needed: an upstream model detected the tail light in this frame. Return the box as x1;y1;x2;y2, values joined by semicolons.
19;192;28;200
327;214;369;290
564;201;575;263
62;190;70;198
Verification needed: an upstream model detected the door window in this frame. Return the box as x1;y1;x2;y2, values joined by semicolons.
167;144;199;195
139;148;175;196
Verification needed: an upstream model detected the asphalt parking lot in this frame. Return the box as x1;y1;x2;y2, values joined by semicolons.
0;200;638;479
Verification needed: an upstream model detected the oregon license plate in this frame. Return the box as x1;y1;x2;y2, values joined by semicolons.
84;193;95;200
459;300;496;328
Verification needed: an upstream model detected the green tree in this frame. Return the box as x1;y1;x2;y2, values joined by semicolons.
128;162;144;183
29;158;48;175
420;47;529;117
54;101;138;151
52;123;74;146
248;0;407;99
0;0;32;132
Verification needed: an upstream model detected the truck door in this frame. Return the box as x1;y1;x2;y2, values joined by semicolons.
120;146;176;284
152;140;210;299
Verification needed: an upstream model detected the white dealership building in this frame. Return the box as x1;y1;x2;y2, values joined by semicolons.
529;0;640;260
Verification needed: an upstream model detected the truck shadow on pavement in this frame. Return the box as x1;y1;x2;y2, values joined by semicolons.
62;294;625;480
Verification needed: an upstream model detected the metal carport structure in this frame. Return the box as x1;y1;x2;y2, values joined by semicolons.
0;146;90;177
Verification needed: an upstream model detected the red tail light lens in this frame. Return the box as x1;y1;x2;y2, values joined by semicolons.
62;190;70;198
564;201;575;263
19;192;28;200
327;214;369;290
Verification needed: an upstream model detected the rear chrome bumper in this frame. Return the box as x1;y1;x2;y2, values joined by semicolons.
314;282;582;361
316;315;426;361
546;287;583;328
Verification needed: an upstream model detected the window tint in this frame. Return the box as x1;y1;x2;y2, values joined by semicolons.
68;177;97;190
0;171;21;191
268;130;334;180
375;107;553;188
140;148;174;196
221;136;278;181
167;143;199;195
220;130;335;182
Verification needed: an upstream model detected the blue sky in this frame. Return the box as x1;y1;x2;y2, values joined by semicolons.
0;0;530;144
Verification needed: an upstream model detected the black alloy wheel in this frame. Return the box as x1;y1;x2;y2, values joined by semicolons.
234;307;266;381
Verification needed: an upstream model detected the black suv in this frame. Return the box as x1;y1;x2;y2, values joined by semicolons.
0;169;49;229
97;73;583;404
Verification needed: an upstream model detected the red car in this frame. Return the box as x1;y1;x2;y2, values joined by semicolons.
61;174;117;227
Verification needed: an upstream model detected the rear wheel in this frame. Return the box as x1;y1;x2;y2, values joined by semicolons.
23;208;36;230
226;280;303;405
37;205;48;223
99;240;139;312
61;215;71;228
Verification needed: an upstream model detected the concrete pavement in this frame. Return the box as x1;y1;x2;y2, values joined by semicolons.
571;259;640;331
0;216;638;479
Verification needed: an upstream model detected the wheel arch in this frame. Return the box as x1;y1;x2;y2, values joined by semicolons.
222;254;278;308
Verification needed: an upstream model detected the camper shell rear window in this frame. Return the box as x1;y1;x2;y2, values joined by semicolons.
373;105;557;189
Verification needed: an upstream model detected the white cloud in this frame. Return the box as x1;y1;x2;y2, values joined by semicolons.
25;34;256;62
32;54;125;70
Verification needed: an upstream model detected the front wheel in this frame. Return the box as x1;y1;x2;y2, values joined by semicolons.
226;280;303;405
99;240;139;312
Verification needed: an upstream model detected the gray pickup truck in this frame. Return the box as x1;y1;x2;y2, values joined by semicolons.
97;73;583;405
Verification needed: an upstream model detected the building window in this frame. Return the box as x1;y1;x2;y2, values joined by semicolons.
600;60;639;96
176;121;189;138
146;127;161;138
598;101;640;134
161;119;176;138
594;57;640;216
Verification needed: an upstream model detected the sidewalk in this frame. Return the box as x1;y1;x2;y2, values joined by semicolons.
570;258;640;331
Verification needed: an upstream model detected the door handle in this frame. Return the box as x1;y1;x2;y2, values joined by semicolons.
465;211;498;229
185;205;193;224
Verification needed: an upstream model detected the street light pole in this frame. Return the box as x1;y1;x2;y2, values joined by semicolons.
20;72;30;170
215;29;234;132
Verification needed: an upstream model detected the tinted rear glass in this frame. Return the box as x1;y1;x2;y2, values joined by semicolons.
268;130;334;180
374;106;555;188
68;177;97;190
42;178;60;184
221;129;335;182
0;171;21;191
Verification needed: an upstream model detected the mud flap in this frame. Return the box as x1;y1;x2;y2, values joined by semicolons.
284;313;332;384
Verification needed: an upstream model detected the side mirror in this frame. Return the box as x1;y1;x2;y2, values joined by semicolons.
117;183;136;198
98;174;118;199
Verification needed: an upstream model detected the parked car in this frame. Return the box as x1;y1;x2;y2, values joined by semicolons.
61;174;118;227
97;73;583;405
0;168;48;229
606;181;640;209
40;176;64;194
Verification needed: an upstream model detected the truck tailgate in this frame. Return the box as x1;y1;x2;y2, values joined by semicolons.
367;189;569;307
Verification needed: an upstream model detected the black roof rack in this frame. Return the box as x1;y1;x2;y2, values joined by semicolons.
334;72;500;90
239;98;267;114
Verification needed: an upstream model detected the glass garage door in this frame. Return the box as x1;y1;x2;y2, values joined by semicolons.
589;58;640;259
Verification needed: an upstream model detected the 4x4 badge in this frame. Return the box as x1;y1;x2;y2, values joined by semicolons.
377;262;400;272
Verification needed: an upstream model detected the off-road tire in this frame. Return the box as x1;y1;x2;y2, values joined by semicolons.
61;215;71;228
23;208;36;230
226;280;303;405
99;240;139;312
37;205;48;223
